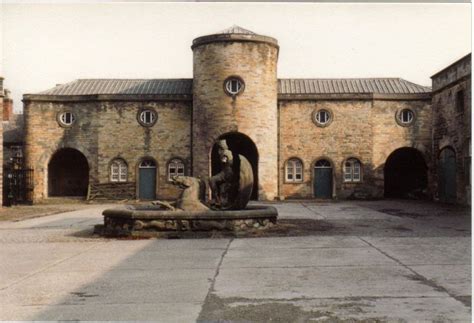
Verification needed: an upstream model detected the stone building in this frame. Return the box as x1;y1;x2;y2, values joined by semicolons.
431;54;471;204
22;26;453;203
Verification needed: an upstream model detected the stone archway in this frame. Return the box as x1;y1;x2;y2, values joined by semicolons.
384;147;428;198
211;132;259;200
48;148;89;197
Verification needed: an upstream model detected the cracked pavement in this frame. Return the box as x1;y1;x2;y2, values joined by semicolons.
0;200;470;321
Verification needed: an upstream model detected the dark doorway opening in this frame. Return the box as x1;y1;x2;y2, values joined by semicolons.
384;147;427;198
48;148;89;197
438;147;457;203
211;132;259;200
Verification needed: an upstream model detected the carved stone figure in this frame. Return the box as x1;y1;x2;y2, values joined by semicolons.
152;175;209;211
209;139;254;210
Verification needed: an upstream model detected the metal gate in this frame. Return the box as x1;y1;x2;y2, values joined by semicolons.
4;168;34;206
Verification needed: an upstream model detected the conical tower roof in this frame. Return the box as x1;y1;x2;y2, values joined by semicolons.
216;25;256;35
192;25;278;50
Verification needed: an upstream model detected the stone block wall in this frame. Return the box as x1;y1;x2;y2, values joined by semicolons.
24;99;191;202
278;97;431;199
192;40;279;200
432;77;471;204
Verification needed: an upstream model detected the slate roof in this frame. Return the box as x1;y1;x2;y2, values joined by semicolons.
278;78;431;95
37;79;192;96
28;78;430;98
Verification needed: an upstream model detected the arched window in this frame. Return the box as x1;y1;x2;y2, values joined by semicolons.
110;158;128;182
168;158;185;181
344;158;362;182
286;158;303;182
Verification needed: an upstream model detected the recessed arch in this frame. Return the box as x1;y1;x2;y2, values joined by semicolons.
211;132;259;200
384;147;427;198
48;148;89;197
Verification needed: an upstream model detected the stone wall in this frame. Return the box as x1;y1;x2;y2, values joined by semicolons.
278;98;431;199
431;55;471;204
24;100;191;202
192;40;279;200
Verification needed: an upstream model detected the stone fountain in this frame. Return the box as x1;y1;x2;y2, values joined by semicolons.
102;140;278;237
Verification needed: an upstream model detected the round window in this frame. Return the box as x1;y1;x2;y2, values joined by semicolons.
57;111;75;127
313;109;333;127
224;77;245;96
137;109;158;127
396;109;415;126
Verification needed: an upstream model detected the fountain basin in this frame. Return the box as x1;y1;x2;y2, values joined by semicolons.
102;205;278;237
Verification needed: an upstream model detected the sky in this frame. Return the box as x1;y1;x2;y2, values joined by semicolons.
0;2;471;112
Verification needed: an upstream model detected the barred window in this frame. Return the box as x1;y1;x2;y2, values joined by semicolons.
286;158;303;182
138;109;157;126
110;158;128;182
168;159;185;181
344;158;361;182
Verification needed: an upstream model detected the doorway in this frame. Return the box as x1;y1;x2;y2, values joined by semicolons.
313;159;333;198
48;148;89;197
138;159;157;200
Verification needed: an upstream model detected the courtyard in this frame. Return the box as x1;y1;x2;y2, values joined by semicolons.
0;199;471;321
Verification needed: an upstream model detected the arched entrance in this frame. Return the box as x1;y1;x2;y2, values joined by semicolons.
211;132;259;200
138;159;157;200
48;148;89;197
313;159;333;198
438;147;457;203
384;147;427;198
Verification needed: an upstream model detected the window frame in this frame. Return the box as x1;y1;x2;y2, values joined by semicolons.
285;158;304;183
137;108;158;127
57;111;76;127
395;108;416;127
312;108;333;127
343;158;362;183
224;76;245;97
167;158;186;181
110;158;128;183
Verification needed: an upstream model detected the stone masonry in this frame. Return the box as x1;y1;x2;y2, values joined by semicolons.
431;54;471;204
21;26;468;204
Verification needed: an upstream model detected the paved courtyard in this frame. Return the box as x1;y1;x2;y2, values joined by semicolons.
0;200;470;321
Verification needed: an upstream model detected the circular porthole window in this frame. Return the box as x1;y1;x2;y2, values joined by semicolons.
224;77;245;97
137;109;158;127
396;109;415;126
312;109;333;127
57;111;75;127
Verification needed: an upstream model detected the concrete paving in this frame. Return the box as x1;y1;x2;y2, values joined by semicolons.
0;200;470;321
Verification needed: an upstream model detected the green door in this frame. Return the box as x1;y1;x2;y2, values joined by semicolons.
439;148;457;203
139;160;156;200
314;160;332;199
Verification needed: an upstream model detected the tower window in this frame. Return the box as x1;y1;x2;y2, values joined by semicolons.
224;77;245;96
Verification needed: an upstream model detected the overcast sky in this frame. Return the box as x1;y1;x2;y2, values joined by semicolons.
0;2;471;112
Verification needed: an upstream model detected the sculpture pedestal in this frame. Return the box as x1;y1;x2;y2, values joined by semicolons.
102;205;278;238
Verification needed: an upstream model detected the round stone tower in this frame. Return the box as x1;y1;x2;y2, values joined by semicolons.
192;25;279;200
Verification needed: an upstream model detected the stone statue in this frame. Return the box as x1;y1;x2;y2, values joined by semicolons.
152;176;209;211
209;139;254;210
152;139;254;212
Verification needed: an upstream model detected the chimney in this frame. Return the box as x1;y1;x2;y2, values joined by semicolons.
3;89;13;121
